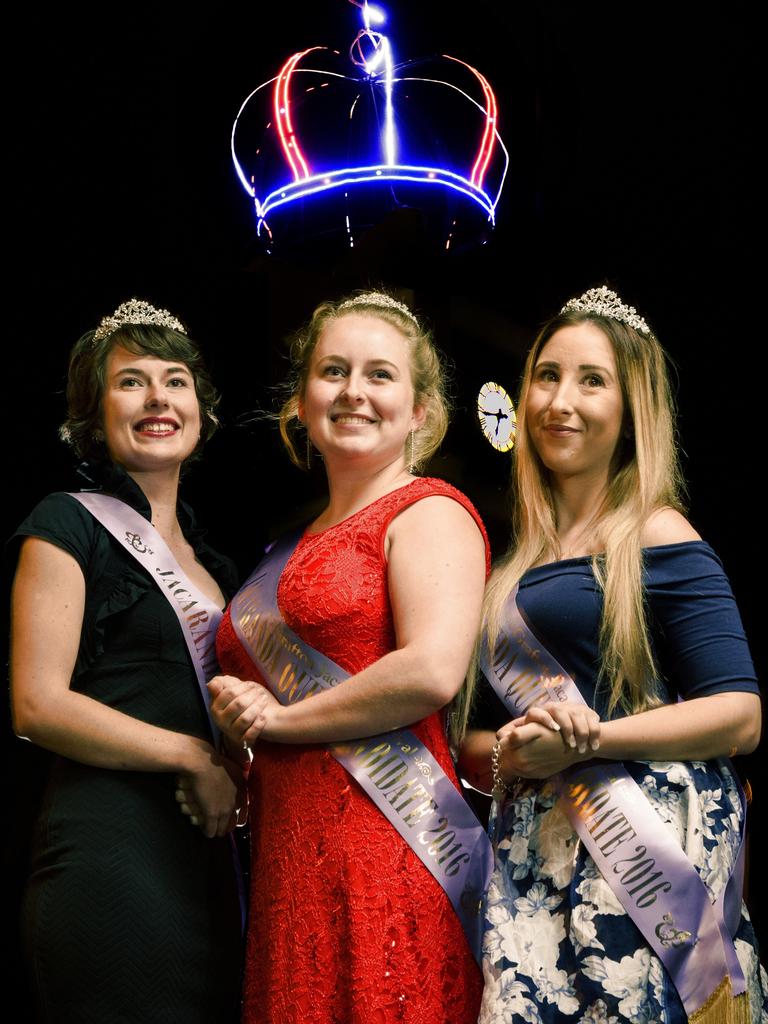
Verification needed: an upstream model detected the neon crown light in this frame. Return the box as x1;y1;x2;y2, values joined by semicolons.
231;1;509;248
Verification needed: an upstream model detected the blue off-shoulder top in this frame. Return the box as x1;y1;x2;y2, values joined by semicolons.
475;542;759;727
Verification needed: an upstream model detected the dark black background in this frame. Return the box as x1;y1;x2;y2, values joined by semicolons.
5;0;764;981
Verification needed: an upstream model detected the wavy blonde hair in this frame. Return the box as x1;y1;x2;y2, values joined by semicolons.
452;307;685;744
278;290;450;472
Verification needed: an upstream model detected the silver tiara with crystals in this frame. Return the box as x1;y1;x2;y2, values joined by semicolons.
338;291;419;326
560;286;651;336
92;298;187;343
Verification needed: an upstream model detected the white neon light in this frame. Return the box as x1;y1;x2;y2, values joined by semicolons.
381;36;396;166
351;27;397;167
363;46;384;73
231;67;350;197
362;2;386;28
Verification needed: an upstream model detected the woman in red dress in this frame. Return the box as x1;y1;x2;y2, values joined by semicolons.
209;291;489;1024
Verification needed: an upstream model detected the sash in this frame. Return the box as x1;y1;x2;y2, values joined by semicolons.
71;492;222;744
70;491;247;926
229;530;494;964
480;586;747;1021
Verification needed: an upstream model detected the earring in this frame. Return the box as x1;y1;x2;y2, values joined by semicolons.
408;429;415;474
306;432;312;467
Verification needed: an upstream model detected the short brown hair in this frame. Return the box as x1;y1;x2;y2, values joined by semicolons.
61;321;220;462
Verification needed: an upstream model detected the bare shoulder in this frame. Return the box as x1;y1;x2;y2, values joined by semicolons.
387;494;486;563
393;493;482;535
641;507;701;547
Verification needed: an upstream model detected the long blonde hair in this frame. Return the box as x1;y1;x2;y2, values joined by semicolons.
452;307;685;744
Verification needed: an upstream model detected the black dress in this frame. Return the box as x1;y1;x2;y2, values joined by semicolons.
11;464;243;1024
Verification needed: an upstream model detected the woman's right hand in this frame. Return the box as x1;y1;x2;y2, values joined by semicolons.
176;742;245;838
207;675;276;746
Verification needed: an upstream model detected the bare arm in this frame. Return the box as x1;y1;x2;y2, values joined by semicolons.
209;496;487;745
11;537;240;836
591;508;761;761
492;692;761;783
598;692;761;760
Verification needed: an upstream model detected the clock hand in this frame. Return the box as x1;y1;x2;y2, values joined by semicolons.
480;408;509;425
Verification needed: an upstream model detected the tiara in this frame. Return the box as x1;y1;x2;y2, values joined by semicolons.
337;291;419;326
560;286;651;336
92;299;187;343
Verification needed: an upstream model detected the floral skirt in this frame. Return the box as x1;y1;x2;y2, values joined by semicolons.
479;759;768;1024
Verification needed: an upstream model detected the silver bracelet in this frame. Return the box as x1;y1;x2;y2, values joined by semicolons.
491;740;512;798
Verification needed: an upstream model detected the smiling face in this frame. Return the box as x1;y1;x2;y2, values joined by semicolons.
525;321;625;486
100;344;202;476
301;313;425;471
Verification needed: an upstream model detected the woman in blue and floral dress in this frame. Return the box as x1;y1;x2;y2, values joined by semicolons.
459;287;767;1023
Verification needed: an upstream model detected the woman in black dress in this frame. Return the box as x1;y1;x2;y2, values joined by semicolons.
9;300;244;1023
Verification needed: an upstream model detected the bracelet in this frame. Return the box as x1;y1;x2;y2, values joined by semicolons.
491;741;512;798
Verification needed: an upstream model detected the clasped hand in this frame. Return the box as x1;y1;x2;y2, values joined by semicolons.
207;674;279;747
496;701;602;780
175;743;246;838
175;677;274;838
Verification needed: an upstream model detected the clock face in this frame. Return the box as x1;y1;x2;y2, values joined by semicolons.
477;381;516;452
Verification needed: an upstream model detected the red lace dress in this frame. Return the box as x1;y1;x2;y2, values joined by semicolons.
216;478;489;1024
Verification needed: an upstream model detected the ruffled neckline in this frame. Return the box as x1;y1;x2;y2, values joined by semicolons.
75;460;205;547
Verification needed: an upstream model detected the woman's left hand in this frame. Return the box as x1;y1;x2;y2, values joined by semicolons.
207;675;280;746
175;770;246;835
174;744;245;837
496;716;595;780
518;701;601;754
